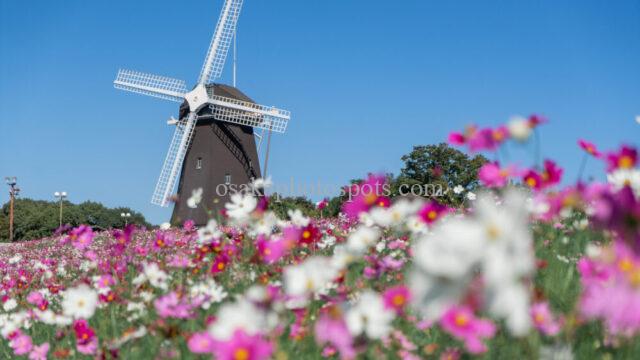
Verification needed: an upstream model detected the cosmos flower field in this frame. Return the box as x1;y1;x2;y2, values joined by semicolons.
0;116;639;359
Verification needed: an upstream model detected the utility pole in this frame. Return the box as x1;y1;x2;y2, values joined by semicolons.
54;192;67;228
4;177;19;242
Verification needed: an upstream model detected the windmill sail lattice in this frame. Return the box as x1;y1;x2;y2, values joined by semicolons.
151;113;198;206
199;0;244;84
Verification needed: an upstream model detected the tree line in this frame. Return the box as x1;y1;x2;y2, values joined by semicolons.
0;199;150;242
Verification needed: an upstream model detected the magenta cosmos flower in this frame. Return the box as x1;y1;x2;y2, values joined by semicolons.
342;174;390;220
418;201;451;224
605;145;637;172
382;285;412;314
578;139;601;157
523;159;563;191
440;306;496;354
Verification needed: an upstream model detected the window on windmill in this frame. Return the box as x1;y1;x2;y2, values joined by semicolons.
225;173;231;185
196;158;202;170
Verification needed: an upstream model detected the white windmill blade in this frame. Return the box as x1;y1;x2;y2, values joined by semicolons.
151;112;198;207
204;94;290;133
198;0;244;85
114;69;188;103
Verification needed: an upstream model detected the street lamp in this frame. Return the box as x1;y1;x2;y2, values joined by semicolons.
120;212;132;226
54;191;67;228
4;177;20;242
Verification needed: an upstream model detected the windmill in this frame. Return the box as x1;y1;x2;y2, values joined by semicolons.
113;0;290;225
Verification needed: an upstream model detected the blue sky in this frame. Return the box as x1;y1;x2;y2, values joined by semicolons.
1;0;639;225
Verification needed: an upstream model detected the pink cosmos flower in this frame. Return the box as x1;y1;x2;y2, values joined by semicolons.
314;307;356;360
154;291;194;319
467;127;498;152
28;342;49;360
578;241;640;336
478;162;520;188
26;291;44;305
67;225;94;251
530;302;562;336
10;332;33;355
188;332;216;354
212;330;273;360
578;139;601;157
95;274;115;289
440;306;496;354
382;285;411;314
605;145;637;172
418;201;450;224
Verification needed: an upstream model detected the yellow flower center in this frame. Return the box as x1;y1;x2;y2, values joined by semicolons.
619;155;633;169
233;348;250;360
454;314;469;327
392;294;406;306
427;211;437;220
534;313;545;324
217;262;225;271
526;177;537;188
302;231;311;239
486;224;501;240
619;258;633;272
364;193;378;205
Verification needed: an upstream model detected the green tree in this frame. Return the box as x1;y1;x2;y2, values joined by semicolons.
0;198;150;242
393;143;488;206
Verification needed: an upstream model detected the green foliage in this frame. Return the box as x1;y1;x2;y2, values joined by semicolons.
0;198;150;242
268;193;319;219
394;143;489;205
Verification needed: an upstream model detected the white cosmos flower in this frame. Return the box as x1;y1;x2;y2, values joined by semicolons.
475;190;534;285
252;211;278;235
412;219;484;279
346;226;381;255
187;188;203;209
474;190;533;336
607;168;640;196
283;256;337;299
345;290;395;339
466;191;477;201
453;185;464;194
3;299;17;312
190;279;228;310
208;299;267;341
61;284;98;319
141;262;169;291
287;209;310;227
507;116;532;141
226;193;257;220
197;219;222;245
406;215;429;235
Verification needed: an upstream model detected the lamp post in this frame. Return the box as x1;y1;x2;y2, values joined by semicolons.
54;191;67;228
5;177;20;242
120;212;132;226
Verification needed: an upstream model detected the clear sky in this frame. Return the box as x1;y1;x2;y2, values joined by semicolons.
1;0;639;225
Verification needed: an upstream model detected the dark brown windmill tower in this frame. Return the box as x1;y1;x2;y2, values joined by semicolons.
113;0;290;225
